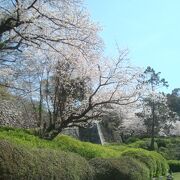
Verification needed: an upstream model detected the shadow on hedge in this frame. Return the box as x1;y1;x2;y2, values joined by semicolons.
89;156;150;180
0;140;94;180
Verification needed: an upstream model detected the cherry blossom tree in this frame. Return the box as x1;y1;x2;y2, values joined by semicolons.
10;47;142;139
43;50;143;139
0;0;144;139
0;0;102;124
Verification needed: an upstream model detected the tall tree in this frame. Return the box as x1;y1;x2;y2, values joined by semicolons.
0;0;103;128
11;48;142;139
140;66;168;150
0;0;143;140
38;50;142;139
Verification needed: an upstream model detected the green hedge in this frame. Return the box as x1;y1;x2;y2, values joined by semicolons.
89;156;150;180
128;140;158;150
127;137;180;161
0;140;94;180
168;160;180;172
120;148;169;178
54;135;120;159
155;138;180;160
0;127;171;180
0;127;120;159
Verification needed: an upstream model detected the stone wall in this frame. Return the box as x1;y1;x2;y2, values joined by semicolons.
79;125;101;144
0;100;36;128
62;122;122;144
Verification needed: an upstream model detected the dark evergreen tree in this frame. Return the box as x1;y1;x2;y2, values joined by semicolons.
140;66;168;150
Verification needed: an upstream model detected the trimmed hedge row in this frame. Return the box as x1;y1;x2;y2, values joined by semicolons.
0;127;170;179
54;135;120;159
126;137;180;161
120;148;169;178
0;127;120;159
128;140;158;150
0;140;169;180
168;160;180;172
0;140;94;180
89;156;150;180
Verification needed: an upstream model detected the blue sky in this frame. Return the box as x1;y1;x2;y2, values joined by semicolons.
85;0;180;93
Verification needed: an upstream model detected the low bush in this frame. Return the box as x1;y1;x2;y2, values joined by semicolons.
155;138;180;160
120;148;168;178
158;147;169;157
128;139;158;150
168;160;180;172
126;137;140;144
54;135;120;159
150;151;169;177
155;138;171;148
89;156;150;180
0;140;94;180
0;127;120;159
105;143;128;152
0;127;170;179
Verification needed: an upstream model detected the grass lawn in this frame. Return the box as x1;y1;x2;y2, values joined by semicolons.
173;172;180;180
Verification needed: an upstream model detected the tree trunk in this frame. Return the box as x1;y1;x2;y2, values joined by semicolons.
38;82;43;127
41;127;60;140
150;101;155;150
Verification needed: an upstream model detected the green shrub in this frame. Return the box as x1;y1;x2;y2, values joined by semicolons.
127;140;145;148
89;156;150;180
155;138;180;160
54;135;120;159
128;139;158;150
105;143;128;152
168;160;180;172
121;148;168;178
0;127;120;159
156;138;170;148
150;151;169;176
0;140;94;180
126;137;140;144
